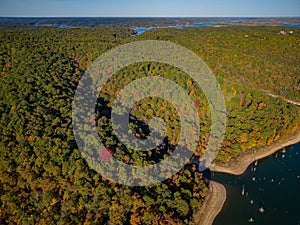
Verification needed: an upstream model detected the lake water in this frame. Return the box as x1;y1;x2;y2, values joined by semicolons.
212;142;300;225
135;28;151;35
193;23;213;27
135;23;212;35
283;23;300;28
134;22;300;35
57;25;73;29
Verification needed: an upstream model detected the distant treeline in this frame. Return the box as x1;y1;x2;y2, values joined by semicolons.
0;17;299;28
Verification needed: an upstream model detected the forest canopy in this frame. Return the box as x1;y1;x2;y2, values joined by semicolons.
0;25;299;224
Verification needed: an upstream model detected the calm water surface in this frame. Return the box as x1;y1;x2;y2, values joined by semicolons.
135;23;212;34
57;25;73;28
283;23;300;28
213;142;300;225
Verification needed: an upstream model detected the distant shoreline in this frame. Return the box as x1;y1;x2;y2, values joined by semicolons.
195;128;300;225
1;17;300;30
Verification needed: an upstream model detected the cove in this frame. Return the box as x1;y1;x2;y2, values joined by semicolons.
212;142;300;225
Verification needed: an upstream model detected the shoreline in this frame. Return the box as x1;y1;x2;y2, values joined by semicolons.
193;181;226;225
209;129;300;175
195;129;300;225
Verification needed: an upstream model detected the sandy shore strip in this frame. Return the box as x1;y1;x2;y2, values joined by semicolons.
209;129;300;175
194;129;300;225
194;181;226;225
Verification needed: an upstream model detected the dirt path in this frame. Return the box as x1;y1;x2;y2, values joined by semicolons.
261;90;300;106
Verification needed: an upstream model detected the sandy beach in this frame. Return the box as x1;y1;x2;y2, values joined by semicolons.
194;129;300;225
209;129;300;175
193;181;226;225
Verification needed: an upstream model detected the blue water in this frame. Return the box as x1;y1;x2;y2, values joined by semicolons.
135;27;158;35
57;25;73;29
135;28;147;35
135;23;212;35
134;21;300;35
231;20;245;23
169;25;188;29
283;23;300;28
212;142;300;225
193;23;213;27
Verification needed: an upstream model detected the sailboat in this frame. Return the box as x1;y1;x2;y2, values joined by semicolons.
241;185;245;196
248;217;254;223
258;207;265;213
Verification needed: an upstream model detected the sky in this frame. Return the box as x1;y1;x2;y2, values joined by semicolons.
0;0;299;17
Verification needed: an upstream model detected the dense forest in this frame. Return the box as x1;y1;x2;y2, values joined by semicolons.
0;25;299;224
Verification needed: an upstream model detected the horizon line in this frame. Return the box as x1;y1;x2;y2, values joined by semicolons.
0;16;300;18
